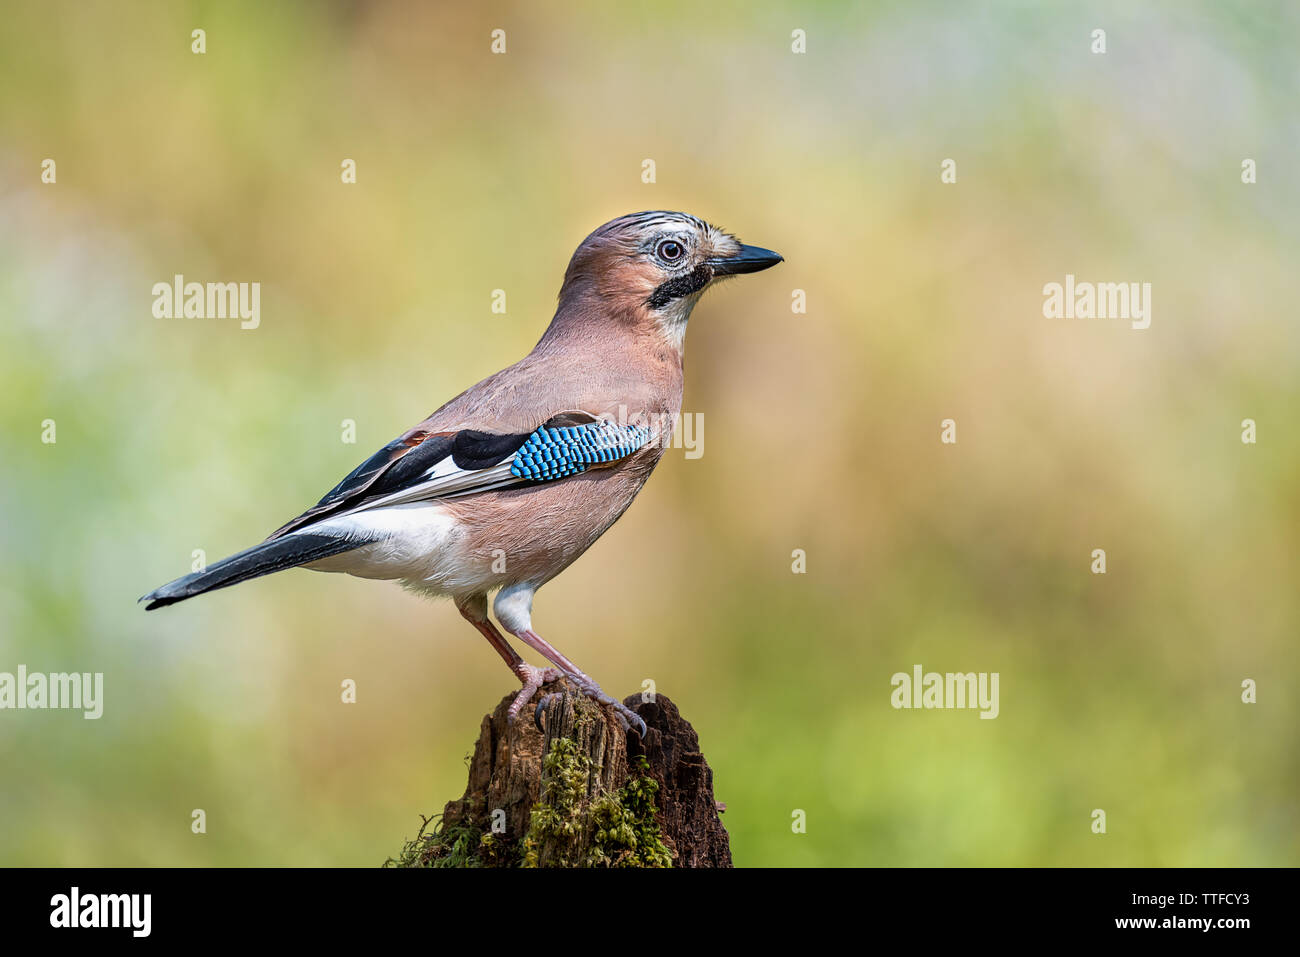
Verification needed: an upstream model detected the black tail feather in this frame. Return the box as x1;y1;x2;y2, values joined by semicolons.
141;533;365;610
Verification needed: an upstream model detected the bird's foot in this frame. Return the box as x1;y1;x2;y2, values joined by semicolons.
533;674;648;737
507;663;564;720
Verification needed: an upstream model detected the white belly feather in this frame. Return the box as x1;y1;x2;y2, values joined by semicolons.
298;503;482;595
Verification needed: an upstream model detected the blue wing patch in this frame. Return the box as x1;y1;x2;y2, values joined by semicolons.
510;421;653;482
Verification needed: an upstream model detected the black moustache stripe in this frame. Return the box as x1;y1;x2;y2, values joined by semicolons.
647;264;712;310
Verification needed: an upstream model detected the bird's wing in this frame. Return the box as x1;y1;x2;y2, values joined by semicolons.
266;411;653;539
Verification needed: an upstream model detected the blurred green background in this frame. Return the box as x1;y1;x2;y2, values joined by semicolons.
1;0;1296;866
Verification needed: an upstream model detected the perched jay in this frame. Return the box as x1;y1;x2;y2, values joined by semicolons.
142;211;782;732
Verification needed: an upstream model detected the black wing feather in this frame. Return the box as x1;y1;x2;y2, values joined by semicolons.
267;413;600;540
450;430;532;470
316;437;412;504
267;431;454;539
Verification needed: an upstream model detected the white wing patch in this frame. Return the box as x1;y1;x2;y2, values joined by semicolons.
351;459;519;511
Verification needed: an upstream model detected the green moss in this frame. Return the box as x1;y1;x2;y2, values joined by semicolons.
384;805;515;868
520;744;672;868
389;730;672;868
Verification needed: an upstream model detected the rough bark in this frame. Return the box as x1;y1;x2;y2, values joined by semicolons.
624;693;733;868
389;679;731;868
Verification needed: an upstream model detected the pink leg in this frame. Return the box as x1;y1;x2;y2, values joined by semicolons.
456;597;560;720
506;627;647;736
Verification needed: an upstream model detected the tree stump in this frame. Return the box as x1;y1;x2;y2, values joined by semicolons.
388;679;731;867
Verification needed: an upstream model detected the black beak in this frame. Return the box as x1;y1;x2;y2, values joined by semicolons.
708;244;784;276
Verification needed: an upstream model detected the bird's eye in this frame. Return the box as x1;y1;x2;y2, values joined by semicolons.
656;239;685;263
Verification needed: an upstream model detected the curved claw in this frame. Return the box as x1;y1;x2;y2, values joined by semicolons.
534;693;557;733
624;710;648;739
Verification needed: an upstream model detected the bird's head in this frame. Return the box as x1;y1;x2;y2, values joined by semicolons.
555;211;782;350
